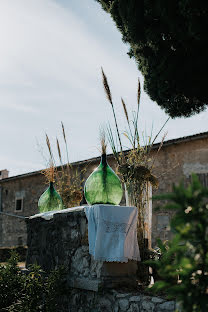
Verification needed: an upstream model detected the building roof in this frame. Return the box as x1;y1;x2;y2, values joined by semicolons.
1;131;208;183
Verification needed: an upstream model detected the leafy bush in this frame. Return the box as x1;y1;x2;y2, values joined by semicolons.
146;174;208;311
0;252;66;312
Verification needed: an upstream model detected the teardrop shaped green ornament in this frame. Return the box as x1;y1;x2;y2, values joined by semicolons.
38;182;64;213
84;154;123;205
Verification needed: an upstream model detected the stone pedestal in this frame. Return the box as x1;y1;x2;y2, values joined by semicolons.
26;207;138;291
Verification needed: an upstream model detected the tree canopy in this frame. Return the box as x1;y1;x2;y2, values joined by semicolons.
96;0;208;118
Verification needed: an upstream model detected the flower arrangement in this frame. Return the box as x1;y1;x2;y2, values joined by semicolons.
101;68;169;260
41;123;84;208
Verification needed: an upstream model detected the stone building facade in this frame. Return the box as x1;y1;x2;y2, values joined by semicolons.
0;131;208;248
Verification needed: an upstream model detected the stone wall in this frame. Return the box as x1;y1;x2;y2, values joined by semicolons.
26;207;137;290
1;132;208;248
26;207;176;312
59;289;176;312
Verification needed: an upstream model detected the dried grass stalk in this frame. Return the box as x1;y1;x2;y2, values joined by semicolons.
101;67;113;105
150;131;168;169
61;121;67;144
42;124;84;208
101;73;169;260
101;67;123;154
121;98;129;123
56;138;62;164
100;129;107;155
46;134;53;160
137;78;141;108
41;160;55;183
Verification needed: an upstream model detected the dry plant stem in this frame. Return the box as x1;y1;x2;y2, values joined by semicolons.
46;134;56;166
61;122;71;180
101;67;123;155
46;134;53;160
150;132;167;170
121;97;129;123
145;117;170;163
151;117;170;146
100;129;107;155
121;97;134;144
61;122;70;168
102;72;168;259
106;125;120;165
133;79;141;148
56;138;63;166
157;163;180;178
41;161;55;183
42;124;85;208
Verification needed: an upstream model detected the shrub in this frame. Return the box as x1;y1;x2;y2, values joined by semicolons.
146;174;208;312
0;252;66;312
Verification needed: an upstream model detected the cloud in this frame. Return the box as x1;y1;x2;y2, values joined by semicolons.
0;0;207;177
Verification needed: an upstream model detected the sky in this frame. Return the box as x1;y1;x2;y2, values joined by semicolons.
0;0;207;177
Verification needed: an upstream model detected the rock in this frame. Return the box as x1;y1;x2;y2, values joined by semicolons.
98;298;112;311
157;301;175;311
141;300;155;311
151;297;164;304
117;293;130;298
119;299;130;311
90;257;103;278
82;257;89;268
71;228;79;242
128;303;140;312
71;247;90;275
83;268;90;277
129;296;141;302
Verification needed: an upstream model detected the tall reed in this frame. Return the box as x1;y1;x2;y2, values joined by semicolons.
101;69;169;262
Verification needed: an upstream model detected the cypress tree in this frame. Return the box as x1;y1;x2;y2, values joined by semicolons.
96;0;208;118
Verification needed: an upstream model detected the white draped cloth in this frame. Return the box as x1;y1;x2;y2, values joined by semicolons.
84;204;140;263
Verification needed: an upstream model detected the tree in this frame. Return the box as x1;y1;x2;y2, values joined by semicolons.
96;0;208;118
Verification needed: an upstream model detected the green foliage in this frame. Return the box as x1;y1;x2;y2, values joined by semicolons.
146;174;208;311
0;252;24;310
0;252;66;312
96;0;208;118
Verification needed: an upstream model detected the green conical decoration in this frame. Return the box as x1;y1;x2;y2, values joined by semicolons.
84;154;123;205
38;182;64;213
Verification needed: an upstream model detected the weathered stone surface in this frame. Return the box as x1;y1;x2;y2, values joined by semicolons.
119;298;130;311
98;297;113;311
26;207;139;290
141;300;155;312
116;293;131;298
151;297;165;304
57;288;176;312
128;303;140;312
68;277;101;292
157;301;175;311
26;207;176;312
129;296;141;302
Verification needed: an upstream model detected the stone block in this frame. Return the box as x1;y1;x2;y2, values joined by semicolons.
68;277;102;292
98;297;113;311
129;296;141;302
128;303;140;312
151;297;164;304
141;300;155;312
119;299;130;311
157;301;175;311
